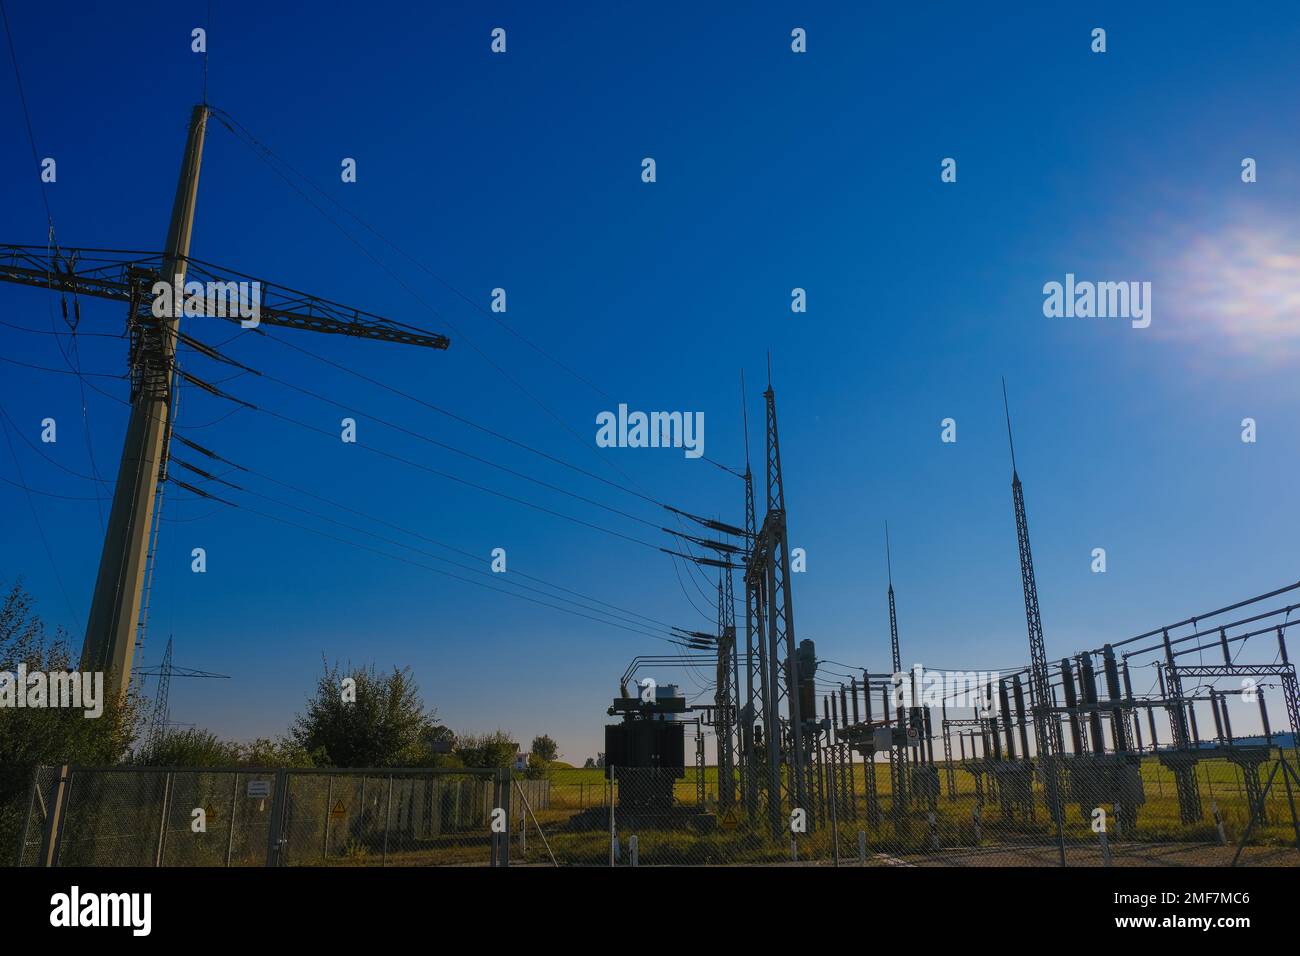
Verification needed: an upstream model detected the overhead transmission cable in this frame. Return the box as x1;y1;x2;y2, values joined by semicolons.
207;105;728;616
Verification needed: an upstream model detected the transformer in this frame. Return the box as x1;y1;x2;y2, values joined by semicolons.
605;683;688;812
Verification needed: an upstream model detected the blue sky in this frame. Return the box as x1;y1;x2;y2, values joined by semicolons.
2;1;1298;761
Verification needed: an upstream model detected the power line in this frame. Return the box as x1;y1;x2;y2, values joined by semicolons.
0;0;109;530
0;0;51;231
0;410;78;621
237;464;680;631
13;341;669;553
254;328;724;621
0;317;119;337
208;106;727;603
247;360;665;532
0;352;125;378
235;482;681;636
4;350;690;640
210;105;613;402
0;404;111;489
252;402;665;551
259;329;663;507
234;501;692;649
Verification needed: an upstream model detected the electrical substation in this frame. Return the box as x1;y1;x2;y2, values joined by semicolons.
5;100;1299;869
596;373;1300;861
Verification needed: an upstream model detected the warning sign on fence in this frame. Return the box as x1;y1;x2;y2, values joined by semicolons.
331;800;346;819
720;810;737;831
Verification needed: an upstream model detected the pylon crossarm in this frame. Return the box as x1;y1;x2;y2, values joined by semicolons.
0;244;449;350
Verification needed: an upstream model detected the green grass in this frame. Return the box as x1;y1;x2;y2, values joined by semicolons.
513;750;1300;865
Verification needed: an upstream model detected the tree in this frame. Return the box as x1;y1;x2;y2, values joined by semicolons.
132;728;241;766
454;730;517;769
530;734;559;763
289;660;434;767
0;579;135;849
239;736;314;768
583;757;596;769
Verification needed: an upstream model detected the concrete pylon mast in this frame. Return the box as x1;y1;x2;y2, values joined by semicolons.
0;105;451;701
82;105;209;697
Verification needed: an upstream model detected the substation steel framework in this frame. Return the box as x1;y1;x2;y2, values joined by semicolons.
742;379;807;836
715;568;739;811
1004;384;1067;837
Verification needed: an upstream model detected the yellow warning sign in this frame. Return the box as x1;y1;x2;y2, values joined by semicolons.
720;810;737;831
331;800;346;819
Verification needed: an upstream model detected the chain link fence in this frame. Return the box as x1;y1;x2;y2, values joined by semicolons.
13;752;1300;867
15;765;510;867
512;749;1300;867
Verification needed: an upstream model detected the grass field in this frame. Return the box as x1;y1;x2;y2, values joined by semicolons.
506;750;1300;866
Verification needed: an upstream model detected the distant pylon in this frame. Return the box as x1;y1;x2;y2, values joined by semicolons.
145;636;174;751
135;635;230;752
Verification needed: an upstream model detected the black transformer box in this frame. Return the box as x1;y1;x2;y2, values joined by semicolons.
603;719;686;779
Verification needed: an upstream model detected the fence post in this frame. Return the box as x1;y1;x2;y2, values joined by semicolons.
323;776;334;862
1280;754;1300;850
829;777;840;866
16;766;42;866
225;772;238;866
154;770;175;867
629;834;638;867
490;773;499;868
1211;798;1226;845
264;769;288;867
857;830;866;865
500;769;510;868
38;764;70;868
608;775;616;867
382;774;393;866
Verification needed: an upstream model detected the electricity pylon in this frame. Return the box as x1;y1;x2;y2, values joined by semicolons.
885;524;909;816
0;104;449;700
715;569;737;810
1002;381;1066;842
746;367;806;833
136;634;230;751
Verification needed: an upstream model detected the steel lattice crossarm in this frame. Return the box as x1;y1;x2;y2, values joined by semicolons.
0;244;450;349
1172;663;1295;679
